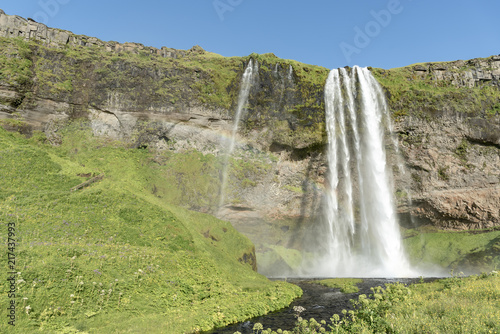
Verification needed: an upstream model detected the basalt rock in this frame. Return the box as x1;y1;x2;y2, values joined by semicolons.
0;9;190;58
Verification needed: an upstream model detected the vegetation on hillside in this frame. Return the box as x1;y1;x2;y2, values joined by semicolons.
314;278;363;293
0;36;331;151
371;59;500;120
404;229;500;273
0;123;301;333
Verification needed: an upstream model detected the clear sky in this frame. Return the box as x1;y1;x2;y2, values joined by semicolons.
1;0;499;69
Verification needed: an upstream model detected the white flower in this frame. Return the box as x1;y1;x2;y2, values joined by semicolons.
70;294;75;298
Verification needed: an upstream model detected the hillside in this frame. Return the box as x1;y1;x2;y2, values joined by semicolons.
0;124;301;333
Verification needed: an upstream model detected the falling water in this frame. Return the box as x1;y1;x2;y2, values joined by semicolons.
218;60;257;208
321;66;411;277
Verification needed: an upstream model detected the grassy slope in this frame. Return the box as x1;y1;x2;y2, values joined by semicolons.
404;229;500;273
0;124;301;333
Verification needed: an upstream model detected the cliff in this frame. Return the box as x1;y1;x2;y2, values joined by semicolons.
372;59;500;230
0;8;499;235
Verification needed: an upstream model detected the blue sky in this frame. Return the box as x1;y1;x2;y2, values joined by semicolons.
1;0;499;69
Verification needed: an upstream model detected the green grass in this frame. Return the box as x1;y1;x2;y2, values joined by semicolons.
0;38;33;88
404;230;500;272
0;124;302;333
314;278;363;293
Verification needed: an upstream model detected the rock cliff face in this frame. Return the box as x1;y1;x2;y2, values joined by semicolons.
0;9;190;58
0;9;498;234
373;60;500;230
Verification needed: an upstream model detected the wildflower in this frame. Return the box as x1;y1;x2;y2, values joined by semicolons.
70;294;75;298
70;301;75;304
108;289;112;294
80;281;84;285
25;305;31;314
293;306;306;314
93;282;97;285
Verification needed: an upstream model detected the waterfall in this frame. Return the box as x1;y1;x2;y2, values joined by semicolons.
287;64;293;81
218;60;257;209
322;66;411;277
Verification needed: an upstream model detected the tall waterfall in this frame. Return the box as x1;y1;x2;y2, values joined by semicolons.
322;66;411;277
218;60;257;208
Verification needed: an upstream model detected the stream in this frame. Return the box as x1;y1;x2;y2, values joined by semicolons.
206;277;438;334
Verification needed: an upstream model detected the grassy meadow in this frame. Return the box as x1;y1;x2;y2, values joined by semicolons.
0;123;301;333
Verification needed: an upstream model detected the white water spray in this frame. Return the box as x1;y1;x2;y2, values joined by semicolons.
321;66;411;277
287;64;293;81
218;60;257;208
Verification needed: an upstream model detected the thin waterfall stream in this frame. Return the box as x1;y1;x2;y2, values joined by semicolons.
218;60;257;209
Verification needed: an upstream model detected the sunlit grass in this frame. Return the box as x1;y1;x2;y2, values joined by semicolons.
315;278;363;293
404;230;500;272
0;125;301;333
